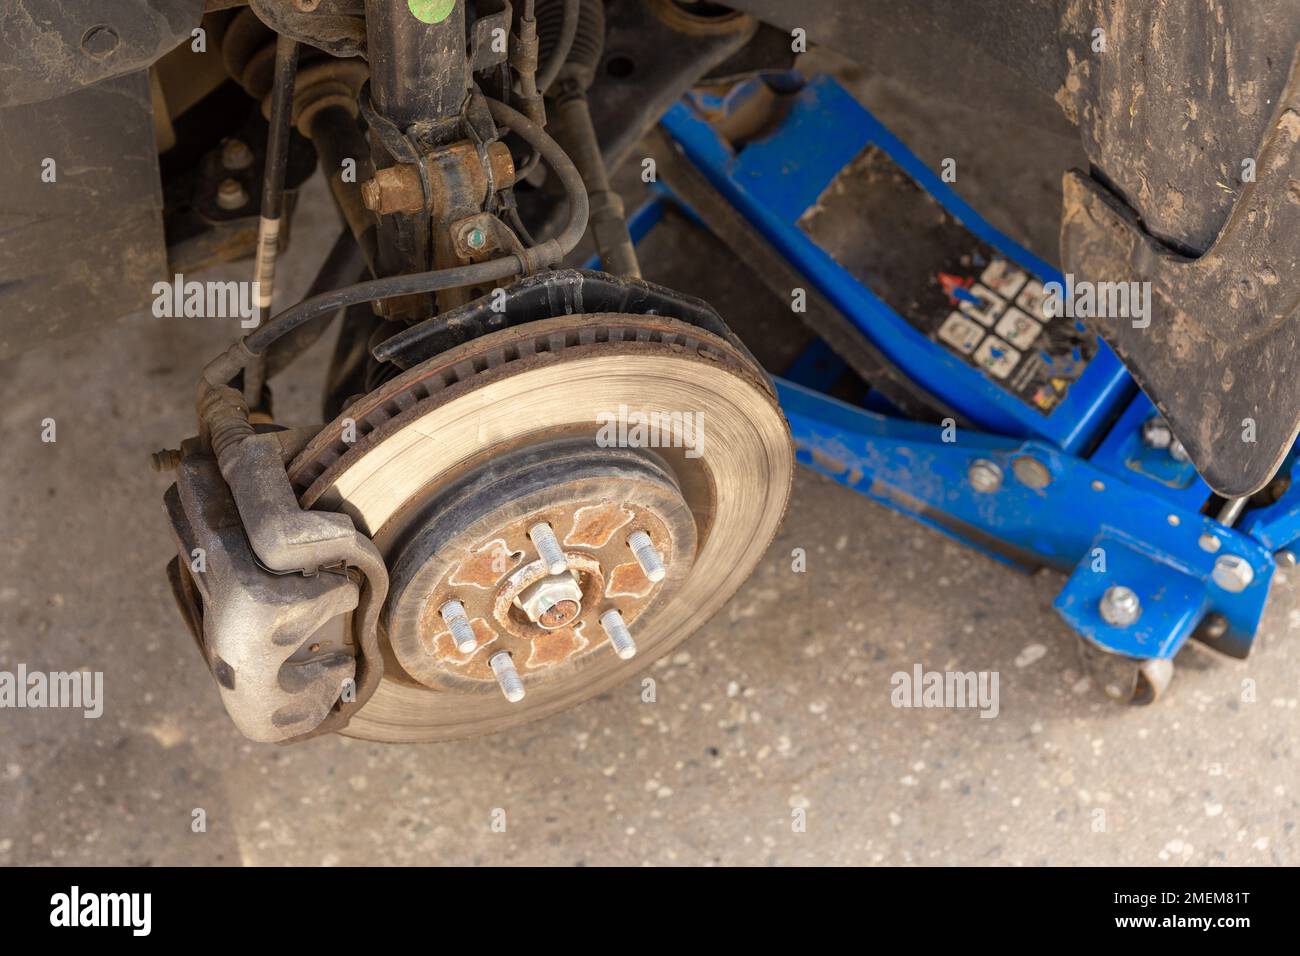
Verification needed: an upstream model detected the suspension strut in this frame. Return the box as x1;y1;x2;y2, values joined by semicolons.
361;0;474;322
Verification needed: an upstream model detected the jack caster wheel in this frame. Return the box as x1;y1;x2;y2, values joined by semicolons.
287;313;793;741
1077;638;1175;705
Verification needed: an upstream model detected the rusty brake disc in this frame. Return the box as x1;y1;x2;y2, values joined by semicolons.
287;312;793;742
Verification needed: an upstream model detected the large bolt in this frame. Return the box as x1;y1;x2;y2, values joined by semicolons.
1141;416;1172;450
360;165;425;215
439;599;477;653
360;179;381;211
600;609;637;660
528;522;567;575
489;651;525;702
968;459;1003;493
627;530;666;583
1211;554;1254;593
1099;585;1141;627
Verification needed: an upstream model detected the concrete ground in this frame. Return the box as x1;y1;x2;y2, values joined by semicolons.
2;68;1297;868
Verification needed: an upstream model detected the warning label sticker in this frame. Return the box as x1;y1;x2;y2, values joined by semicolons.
796;145;1098;416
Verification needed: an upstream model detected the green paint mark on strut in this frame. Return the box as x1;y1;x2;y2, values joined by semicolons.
408;0;456;24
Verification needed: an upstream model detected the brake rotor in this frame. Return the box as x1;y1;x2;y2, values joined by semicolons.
288;312;792;742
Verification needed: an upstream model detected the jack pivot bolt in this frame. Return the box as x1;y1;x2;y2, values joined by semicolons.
1141;416;1172;450
628;530;666;583
1099;585;1141;627
600;609;637;660
439;599;477;653
1211;554;1254;593
489;651;525;702
968;459;1003;493
529;522;568;575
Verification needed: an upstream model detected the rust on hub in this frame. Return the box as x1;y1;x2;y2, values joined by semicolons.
412;489;689;691
539;599;581;628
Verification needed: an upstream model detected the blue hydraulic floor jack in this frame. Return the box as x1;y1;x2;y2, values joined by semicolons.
597;72;1300;702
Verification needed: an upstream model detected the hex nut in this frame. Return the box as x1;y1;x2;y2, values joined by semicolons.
361;165;425;215
514;572;583;629
1099;585;1141;627
1211;554;1254;593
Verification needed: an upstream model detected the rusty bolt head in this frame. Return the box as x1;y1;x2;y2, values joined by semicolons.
486;141;517;190
293;0;322;11
361;165;425;215
216;178;249;211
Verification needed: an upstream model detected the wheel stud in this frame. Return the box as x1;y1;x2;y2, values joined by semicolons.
439;599;477;653
489;651;525;702
600;609;637;660
528;521;568;575
627;530;666;583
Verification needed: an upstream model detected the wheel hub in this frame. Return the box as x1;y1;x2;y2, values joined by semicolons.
382;439;697;696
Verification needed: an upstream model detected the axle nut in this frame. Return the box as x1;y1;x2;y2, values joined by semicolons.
513;571;583;629
1099;585;1141;627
